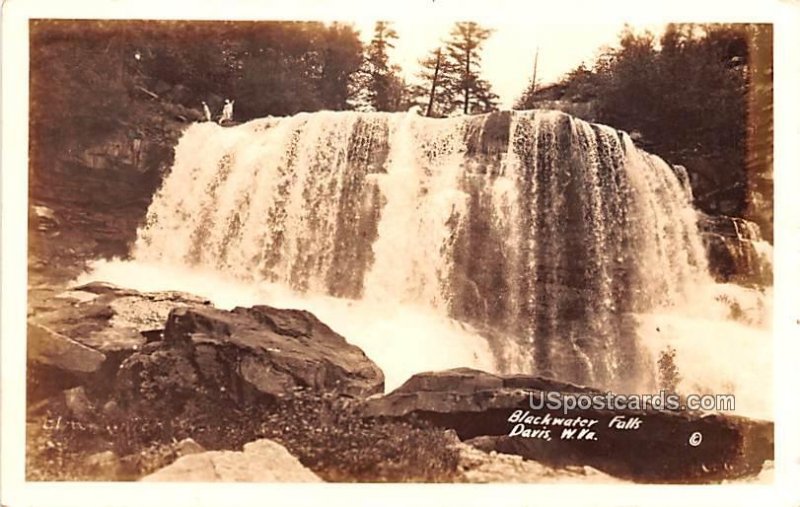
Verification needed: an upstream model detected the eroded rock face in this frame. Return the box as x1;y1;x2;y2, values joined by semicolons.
28;323;107;375
115;305;384;412
30;282;210;354
363;368;773;484
28;280;384;417
140;439;321;482
27;282;211;400
698;213;772;286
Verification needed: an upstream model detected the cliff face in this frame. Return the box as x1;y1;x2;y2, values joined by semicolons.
28;97;193;281
698;213;772;287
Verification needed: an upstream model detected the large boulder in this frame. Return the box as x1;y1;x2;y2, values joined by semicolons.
141;439;321;482
363;368;773;483
115;305;384;411
28;322;106;375
27;282;211;400
30;282;210;354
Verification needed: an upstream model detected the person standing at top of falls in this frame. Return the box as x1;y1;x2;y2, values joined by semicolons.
219;99;234;125
201;101;212;122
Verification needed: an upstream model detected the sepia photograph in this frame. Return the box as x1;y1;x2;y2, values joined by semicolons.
2;0;799;505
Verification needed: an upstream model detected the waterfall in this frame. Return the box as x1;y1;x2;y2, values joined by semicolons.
130;109;717;391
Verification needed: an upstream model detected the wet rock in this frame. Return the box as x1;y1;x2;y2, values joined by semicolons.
141;439;321;482
72;281;140;297
116;305;384;411
363;368;773;484
28;283;212;400
362;367;595;421
697;213;772;286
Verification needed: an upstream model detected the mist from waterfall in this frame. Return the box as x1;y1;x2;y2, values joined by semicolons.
81;110;771;416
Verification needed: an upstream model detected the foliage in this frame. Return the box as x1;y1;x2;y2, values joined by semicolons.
515;23;773;235
445;22;499;115
414;47;458;117
30;20;367;162
349;22;412;112
257;391;460;482
657;346;681;394
26;391;460;482
415;22;499;117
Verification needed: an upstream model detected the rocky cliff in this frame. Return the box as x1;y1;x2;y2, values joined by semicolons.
28;94;198;283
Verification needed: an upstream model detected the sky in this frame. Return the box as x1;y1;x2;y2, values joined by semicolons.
354;21;666;109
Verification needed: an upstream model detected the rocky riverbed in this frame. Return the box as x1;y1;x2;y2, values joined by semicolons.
26;275;773;483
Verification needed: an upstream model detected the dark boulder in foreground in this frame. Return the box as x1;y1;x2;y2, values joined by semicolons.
116;305;384;411
28;282;384;412
362;368;773;484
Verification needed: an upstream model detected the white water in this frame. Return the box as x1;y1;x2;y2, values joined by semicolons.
79;110;772;417
78;259;501;391
637;282;773;420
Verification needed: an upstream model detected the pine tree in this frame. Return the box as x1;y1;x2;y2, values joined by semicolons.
469;77;500;114
416;47;457;117
415;22;498;117
350;21;409;112
445;22;498;115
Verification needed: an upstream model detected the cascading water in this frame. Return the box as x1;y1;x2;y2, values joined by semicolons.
84;109;771;414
